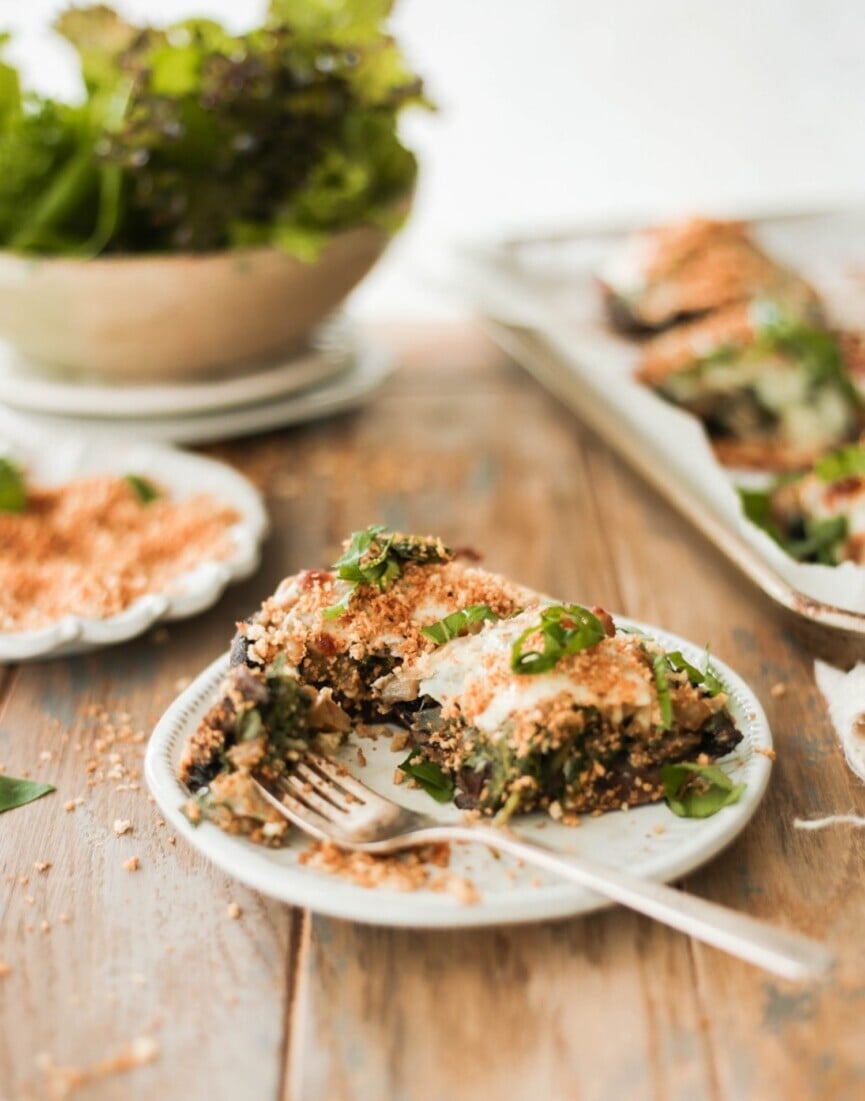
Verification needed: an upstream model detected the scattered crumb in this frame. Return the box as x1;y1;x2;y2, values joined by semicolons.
355;746;367;768
0;960;10;977
299;839;451;892
653;823;666;835
34;860;52;873
123;856;140;872
167;836;176;846
226;902;242;920
428;872;481;905
770;682;788;699
40;921;51;933
392;768;405;785
58;913;71;924
64;797;85;812
18;875;29;886
37;1035;159;1098
113;819;133;837
390;730;409;753
754;746;777;760
530;876;543;889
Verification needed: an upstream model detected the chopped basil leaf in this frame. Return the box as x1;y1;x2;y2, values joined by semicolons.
751;302;860;407
511;603;607;675
815;444;865;484
0;775;55;814
125;474;160;504
398;749;454;803
661;648;724;697
323;525;451;618
0;457;26;513
421;604;499;645
739;486;848;565
662;762;745;819
700;648;725;696
652;653;673;730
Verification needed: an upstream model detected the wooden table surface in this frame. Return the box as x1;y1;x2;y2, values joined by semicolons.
2;324;864;1101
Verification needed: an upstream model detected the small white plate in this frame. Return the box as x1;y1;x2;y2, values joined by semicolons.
146;621;772;928
0;414;268;662
3;335;393;446
0;318;352;420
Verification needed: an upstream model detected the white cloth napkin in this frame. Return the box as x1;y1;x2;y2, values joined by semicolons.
814;660;865;784
793;661;865;831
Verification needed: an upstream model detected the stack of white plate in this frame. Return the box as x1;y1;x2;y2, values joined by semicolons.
0;316;393;444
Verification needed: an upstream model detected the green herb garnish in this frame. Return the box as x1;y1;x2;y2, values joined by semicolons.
652;654;673;730
662;761;745;819
398;749;454;804
0;456;26;513
751;301;860;404
0;2;425;259
124;474;160;504
421;604;499;645
0;775;55;814
814;443;865;484
738;485;848;565
511;604;607;675
323;525;451;619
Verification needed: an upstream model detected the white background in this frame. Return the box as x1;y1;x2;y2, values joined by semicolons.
5;0;865;319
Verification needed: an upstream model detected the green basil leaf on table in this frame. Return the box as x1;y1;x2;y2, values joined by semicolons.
0;775;55;814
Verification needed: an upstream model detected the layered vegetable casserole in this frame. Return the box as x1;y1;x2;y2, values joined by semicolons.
602;216;863;470
180;526;744;844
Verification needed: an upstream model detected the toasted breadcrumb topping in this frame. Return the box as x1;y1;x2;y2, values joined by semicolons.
245;560;537;670
0;475;238;632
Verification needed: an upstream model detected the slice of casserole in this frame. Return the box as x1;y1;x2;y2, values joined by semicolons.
637;302;861;469
179;527;742;842
600;216;822;333
740;440;865;565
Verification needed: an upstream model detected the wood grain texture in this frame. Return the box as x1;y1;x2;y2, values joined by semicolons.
1;324;864;1101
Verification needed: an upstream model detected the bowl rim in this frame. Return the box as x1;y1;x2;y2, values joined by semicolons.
0;221;394;270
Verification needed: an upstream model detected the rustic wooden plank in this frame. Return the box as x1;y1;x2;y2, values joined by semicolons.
284;335;720;1101
0;481;316;1101
3;324;864;1101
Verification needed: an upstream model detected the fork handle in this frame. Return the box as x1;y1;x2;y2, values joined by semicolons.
422;824;834;981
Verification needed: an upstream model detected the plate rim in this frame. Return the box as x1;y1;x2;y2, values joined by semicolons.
145;618;773;928
0;318;353;420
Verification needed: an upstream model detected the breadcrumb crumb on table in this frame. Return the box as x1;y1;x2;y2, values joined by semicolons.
754;746;777;760
226;902;242;920
34;860;52;873
0;960;10;977
770;682;788;699
123;856;140;872
37;1035;160;1097
113;819;133;836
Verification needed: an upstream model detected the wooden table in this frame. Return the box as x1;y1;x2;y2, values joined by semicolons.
2;325;863;1101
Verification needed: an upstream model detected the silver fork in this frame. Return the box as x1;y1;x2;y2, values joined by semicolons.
253;751;834;981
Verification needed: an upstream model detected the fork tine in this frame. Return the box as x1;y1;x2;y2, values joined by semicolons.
254;776;335;841
294;761;359;810
285;773;349;820
302;751;388;804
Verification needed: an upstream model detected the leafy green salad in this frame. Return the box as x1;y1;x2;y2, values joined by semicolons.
0;0;424;258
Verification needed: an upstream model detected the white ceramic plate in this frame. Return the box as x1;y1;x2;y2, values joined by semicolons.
3;335;394;446
0;414;268;662
0;318;352;420
145;621;772;928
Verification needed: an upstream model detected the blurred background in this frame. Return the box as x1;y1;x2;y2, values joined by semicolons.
9;0;865;321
